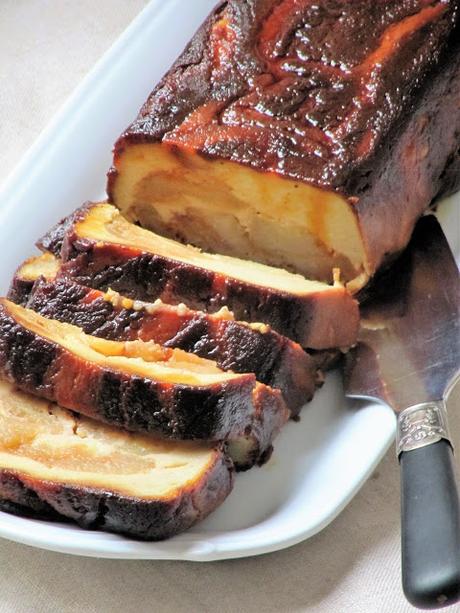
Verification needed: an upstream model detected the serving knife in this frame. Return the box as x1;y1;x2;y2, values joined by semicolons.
344;215;460;609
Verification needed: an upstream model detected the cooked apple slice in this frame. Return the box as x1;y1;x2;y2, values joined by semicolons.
9;254;320;414
39;202;359;350
0;381;233;540
0;299;288;469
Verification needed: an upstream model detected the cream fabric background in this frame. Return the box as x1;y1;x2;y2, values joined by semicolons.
0;2;459;612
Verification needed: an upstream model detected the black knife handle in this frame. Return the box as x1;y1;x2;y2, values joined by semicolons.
401;439;460;608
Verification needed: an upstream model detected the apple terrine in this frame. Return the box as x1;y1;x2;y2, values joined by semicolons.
107;0;460;291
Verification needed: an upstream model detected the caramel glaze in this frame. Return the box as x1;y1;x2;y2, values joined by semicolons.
109;0;459;193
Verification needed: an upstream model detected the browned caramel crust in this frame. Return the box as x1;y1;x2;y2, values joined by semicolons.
0;454;233;541
107;0;460;281
109;0;459;190
435;146;460;202
8;278;34;307
38;203;359;350
0;300;289;466
10;273;317;414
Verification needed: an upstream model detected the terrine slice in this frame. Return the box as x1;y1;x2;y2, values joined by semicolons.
0;380;233;540
39;202;360;350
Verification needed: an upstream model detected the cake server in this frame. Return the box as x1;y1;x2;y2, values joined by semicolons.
344;214;460;609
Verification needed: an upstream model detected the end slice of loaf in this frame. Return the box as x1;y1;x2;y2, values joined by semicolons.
107;1;460;291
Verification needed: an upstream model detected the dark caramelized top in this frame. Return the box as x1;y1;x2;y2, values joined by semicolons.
118;0;459;192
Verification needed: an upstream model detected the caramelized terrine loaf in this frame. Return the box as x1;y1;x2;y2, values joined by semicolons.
107;0;460;291
0;299;289;469
39;202;360;349
9;254;320;414
0;381;233;540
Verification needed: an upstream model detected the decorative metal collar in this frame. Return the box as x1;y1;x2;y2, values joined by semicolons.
396;401;451;456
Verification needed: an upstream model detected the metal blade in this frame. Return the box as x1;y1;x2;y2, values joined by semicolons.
345;215;459;413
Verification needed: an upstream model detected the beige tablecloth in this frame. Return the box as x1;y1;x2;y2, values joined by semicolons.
0;2;459;612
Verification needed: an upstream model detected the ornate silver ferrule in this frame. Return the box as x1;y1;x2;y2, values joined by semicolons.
396;401;451;456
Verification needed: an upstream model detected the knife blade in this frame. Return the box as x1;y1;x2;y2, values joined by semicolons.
344;214;460;609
